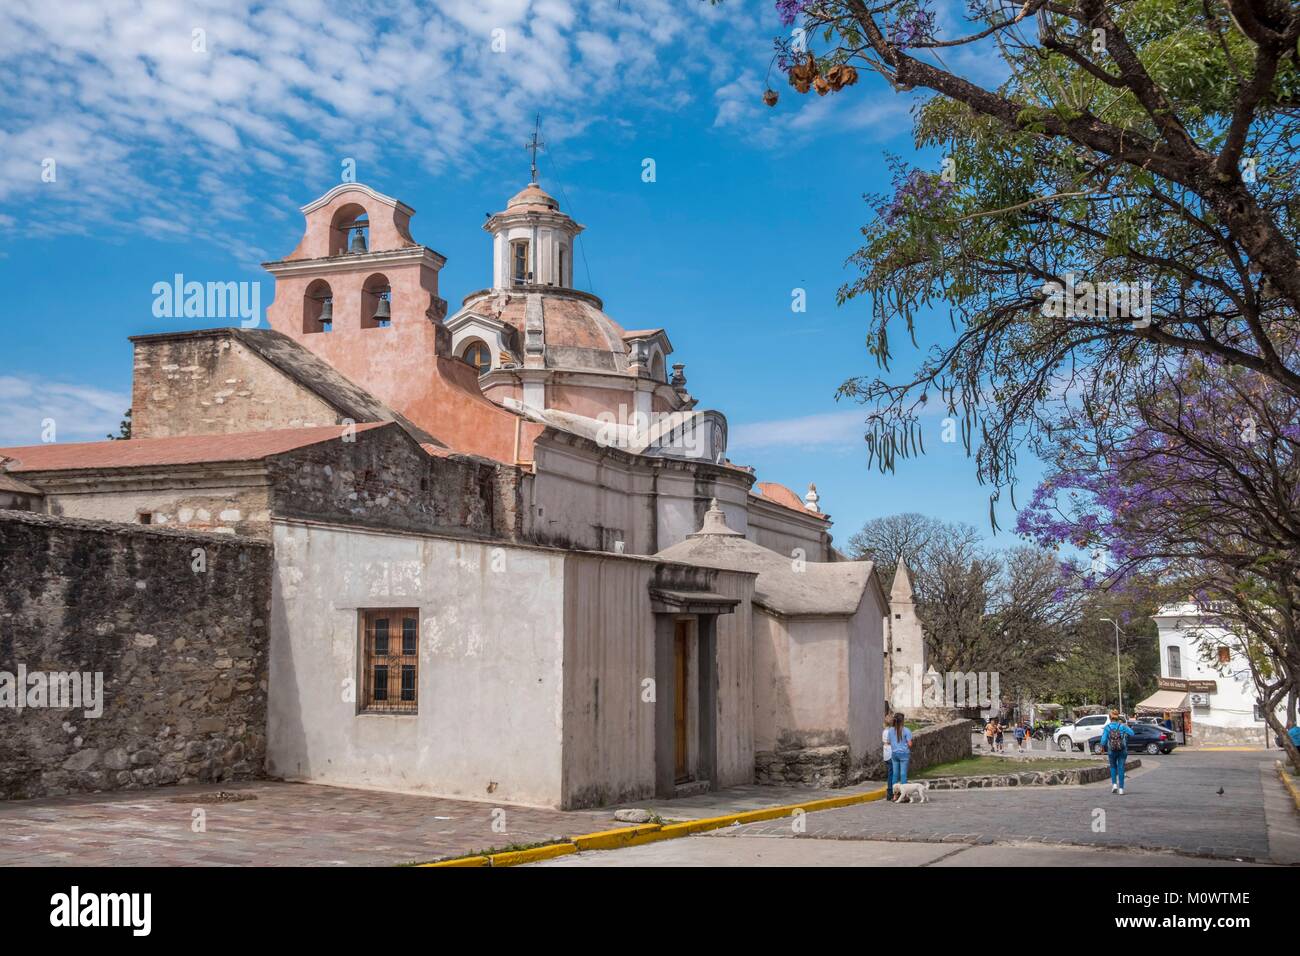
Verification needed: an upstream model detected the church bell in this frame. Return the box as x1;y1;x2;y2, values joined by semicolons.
319;297;333;323
349;226;368;254
373;294;391;322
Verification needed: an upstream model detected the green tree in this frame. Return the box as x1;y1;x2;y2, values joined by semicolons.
107;409;131;441
745;0;1300;512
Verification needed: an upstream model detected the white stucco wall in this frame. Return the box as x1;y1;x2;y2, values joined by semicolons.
559;553;756;805
1154;605;1280;742
850;589;886;760
887;596;927;710
266;520;567;807
751;592;884;764
529;437;754;554
746;497;830;563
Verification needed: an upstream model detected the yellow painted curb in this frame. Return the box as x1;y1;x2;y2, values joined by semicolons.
1277;761;1300;813
572;824;665;851
489;843;578;866
1200;746;1266;752
424;855;490;868
419;785;887;868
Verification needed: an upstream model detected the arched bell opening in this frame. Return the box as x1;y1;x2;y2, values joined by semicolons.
361;273;392;329
304;278;334;334
651;351;666;383
330;203;370;257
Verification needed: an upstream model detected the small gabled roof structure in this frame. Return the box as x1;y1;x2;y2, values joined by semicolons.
657;500;881;617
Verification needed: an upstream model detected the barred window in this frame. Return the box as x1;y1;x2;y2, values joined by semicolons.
361;609;419;714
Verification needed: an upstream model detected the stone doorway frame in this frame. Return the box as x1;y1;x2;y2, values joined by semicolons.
649;587;738;799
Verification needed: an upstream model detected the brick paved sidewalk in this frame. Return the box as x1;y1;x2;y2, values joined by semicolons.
0;781;612;866
0;778;864;866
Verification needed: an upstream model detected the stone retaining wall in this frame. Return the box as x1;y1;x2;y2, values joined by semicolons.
0;511;272;800
755;745;850;787
925;759;1141;790
757;719;975;788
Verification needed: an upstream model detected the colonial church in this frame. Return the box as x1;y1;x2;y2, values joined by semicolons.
0;175;926;808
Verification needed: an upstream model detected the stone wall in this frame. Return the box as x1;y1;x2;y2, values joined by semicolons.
755;745;851;788
0;511;272;800
131;332;340;439
925;759;1140;790
267;423;525;541
858;718;975;783
1194;723;1268;748
757;720;975;788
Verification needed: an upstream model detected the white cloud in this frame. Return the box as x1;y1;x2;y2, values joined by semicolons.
0;375;130;446
729;409;866;451
0;0;767;256
729;393;962;451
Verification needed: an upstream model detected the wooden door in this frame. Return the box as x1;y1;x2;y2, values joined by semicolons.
674;621;690;783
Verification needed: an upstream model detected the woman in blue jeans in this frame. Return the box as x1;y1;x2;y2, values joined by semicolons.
1099;708;1135;794
887;712;913;796
883;717;896;799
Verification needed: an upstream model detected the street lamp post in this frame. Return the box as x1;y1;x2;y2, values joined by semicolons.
1101;617;1123;715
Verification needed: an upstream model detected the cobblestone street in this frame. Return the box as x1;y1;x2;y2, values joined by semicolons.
539;750;1300;867
722;751;1278;861
1;750;1294;867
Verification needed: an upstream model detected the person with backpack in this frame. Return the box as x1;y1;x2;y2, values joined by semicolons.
1100;708;1135;794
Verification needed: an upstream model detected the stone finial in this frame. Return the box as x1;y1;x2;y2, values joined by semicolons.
670;363;687;388
694;497;742;537
804;483;820;513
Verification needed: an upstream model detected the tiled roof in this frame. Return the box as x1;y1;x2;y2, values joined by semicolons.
0;471;44;495
0;423;387;472
752;480;821;517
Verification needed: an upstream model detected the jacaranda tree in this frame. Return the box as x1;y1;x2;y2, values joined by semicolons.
1018;356;1300;767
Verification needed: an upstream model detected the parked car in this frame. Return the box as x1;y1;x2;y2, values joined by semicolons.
1087;722;1178;755
1055;714;1109;751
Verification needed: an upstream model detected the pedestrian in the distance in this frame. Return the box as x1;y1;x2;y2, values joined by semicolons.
883;716;896;801
995;720;1005;753
1013;720;1027;753
984;718;997;752
1100;708;1135;794
888;712;914;792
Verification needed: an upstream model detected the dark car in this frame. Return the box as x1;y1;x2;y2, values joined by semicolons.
1087;723;1177;755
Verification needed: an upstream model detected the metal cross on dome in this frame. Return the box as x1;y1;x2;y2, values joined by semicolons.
525;115;545;184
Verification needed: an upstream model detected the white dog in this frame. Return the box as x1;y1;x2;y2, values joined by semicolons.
892;782;929;804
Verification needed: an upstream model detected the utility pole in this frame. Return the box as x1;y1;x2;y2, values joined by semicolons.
1101;617;1123;715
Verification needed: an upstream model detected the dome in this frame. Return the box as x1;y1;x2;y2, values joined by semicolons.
504;182;561;214
461;288;632;373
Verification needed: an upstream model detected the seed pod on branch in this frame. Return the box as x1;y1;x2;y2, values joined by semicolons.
827;63;858;91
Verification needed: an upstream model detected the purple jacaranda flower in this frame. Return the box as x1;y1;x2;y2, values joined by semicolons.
893;6;936;48
880;167;956;224
776;0;810;27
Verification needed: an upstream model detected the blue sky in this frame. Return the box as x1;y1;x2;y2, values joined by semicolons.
0;0;1041;547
